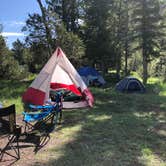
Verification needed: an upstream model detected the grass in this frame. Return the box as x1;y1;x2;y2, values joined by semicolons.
0;77;166;166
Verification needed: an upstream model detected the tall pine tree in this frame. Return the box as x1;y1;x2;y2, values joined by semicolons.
132;0;164;83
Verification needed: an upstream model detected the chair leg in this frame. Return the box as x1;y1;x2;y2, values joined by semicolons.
0;135;14;161
14;135;20;159
59;111;62;124
0;128;21;161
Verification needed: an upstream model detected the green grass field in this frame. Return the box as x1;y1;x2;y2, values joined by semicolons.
0;77;166;166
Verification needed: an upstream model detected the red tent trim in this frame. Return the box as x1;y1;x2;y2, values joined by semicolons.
22;87;45;105
50;83;82;96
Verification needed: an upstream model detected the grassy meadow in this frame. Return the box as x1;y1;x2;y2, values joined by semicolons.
0;76;166;166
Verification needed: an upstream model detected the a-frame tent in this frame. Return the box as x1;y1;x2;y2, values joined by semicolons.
22;47;94;108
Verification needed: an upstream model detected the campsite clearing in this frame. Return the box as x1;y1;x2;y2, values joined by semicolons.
0;78;166;166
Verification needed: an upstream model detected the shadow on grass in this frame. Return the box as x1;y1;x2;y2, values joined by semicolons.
33;88;166;166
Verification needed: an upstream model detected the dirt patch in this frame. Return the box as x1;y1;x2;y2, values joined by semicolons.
0;114;60;166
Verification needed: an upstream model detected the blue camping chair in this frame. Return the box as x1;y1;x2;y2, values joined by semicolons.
22;93;63;133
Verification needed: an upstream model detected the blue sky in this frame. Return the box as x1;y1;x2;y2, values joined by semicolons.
0;0;41;48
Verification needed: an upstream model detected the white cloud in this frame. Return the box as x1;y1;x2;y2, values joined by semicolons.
11;21;25;26
3;21;25;27
1;32;26;37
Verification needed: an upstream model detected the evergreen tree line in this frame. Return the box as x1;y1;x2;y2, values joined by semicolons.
0;0;166;83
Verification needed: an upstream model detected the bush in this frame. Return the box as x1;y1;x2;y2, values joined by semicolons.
0;35;30;80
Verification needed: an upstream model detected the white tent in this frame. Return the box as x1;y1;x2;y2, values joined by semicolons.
22;47;94;108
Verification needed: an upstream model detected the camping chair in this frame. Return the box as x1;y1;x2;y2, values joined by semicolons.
0;104;21;161
22;92;63;134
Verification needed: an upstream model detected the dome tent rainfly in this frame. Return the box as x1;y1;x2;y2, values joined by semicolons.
78;66;106;86
22;47;94;108
116;76;145;93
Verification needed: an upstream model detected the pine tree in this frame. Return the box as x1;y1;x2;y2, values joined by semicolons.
132;0;165;84
84;0;111;73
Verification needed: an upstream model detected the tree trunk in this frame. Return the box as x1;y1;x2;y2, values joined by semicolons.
71;0;77;32
141;0;148;84
142;48;148;84
101;61;108;77
116;52;121;80
116;0;122;80
62;0;69;31
124;42;128;76
37;0;53;56
124;1;129;76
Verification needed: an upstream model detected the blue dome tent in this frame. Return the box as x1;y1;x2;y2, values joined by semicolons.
78;67;106;86
116;76;145;93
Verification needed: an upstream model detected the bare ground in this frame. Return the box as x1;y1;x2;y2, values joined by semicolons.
0;115;61;166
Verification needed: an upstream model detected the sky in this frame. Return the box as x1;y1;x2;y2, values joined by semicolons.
0;0;41;48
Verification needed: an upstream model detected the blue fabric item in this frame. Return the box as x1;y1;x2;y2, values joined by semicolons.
23;105;56;122
29;104;55;109
78;67;100;77
23;92;63;122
